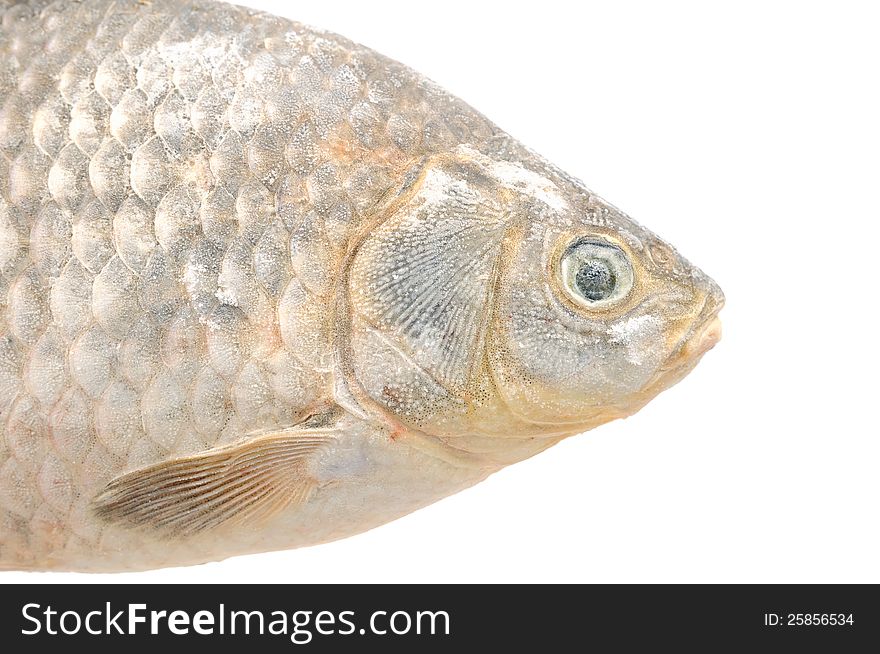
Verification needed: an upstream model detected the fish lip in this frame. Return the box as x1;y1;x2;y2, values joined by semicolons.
661;286;725;373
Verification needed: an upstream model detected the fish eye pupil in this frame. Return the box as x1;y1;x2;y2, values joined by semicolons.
575;258;616;301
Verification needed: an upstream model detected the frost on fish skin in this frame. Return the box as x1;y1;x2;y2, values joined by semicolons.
0;0;496;570
0;0;722;571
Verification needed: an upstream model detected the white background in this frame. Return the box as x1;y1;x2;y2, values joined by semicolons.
11;0;879;583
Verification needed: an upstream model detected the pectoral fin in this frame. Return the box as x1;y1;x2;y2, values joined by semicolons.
93;430;331;537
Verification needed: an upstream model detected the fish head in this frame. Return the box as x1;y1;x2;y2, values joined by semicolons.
346;146;723;455
485;173;725;437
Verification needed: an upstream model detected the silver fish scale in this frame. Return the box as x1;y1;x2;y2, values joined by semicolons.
0;0;495;565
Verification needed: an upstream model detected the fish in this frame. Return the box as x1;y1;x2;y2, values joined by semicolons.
0;0;724;572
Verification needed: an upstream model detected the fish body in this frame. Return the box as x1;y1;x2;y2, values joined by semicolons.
0;0;723;571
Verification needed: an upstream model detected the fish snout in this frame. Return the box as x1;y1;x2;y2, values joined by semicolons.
682;280;724;360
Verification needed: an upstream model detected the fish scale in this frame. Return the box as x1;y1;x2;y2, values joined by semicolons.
0;0;494;568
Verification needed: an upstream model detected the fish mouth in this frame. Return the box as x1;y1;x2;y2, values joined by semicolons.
680;300;723;361
627;310;721;410
654;284;725;383
691;314;722;357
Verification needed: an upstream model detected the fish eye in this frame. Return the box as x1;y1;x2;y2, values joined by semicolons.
559;238;634;308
